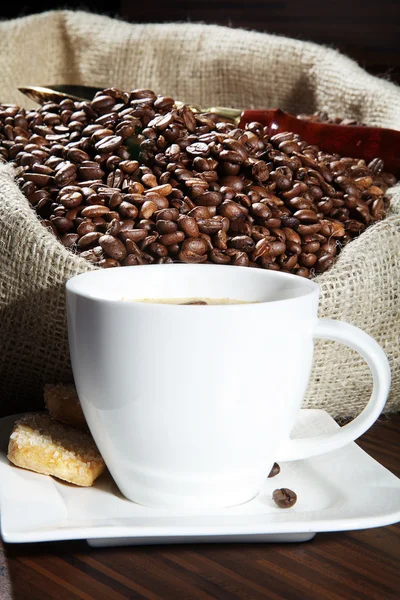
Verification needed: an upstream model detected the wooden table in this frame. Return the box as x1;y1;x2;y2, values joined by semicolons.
3;414;400;600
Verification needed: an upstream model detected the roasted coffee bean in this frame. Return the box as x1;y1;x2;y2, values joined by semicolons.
183;179;207;194
193;156;219;172
158;231;185;246
106;168;123;188
32;163;53;176
187;205;213;219
280;253;298;270
195;191;222;207
153;96;175;112
287;196;311;211
59;191;83;209
119;201;139;219
141;235;159;252
180;105;197;132
148;242;168;258
98;258;121;268
138;219;155;232
267;462;280;478
267;241;286;257
142;172;158;187
178;249;208;263
67;148;90;163
327;219;346;237
105;218;121;237
122;254;139;266
369;185;384;196
281;228;300;244
177;215;199;237
77;220;97;236
99;234;127;261
186;142;210;157
91;95;116;113
248;160;268;181
270;168;292;190
167;243;180;256
197;218;223;235
229;235;255;252
252;237;270;260
181;237;208;255
118;229;146;243
76;164;103;182
23;172;52;186
231;251;249;266
80;204;110;218
371;197;384;219
320;239;338;255
156;219;178;234
219;200;248;220
77;231;103;248
50;216;73;233
156;208;179;221
219;175;245;192
251;202;272;219
293;209;319;224
119;159;139;174
299;252;317;267
219;149;245;164
116;219;134;232
212;229;227;251
60;233;79;248
209;248;230;264
54;162;77;187
144;191;169;210
65;205;81;221
272;488;297;508
297;223;321;235
145;183;172;197
295;267;309;277
368;158;384;174
302;240;320;254
140;200;157;219
94;135;123;153
315;254;335;272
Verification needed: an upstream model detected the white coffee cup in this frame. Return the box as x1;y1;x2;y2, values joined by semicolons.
66;265;390;509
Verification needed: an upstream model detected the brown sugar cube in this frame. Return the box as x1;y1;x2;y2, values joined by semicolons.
8;413;105;487
44;383;87;430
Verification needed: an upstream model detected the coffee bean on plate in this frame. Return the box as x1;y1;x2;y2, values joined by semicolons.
272;487;297;508
267;462;281;478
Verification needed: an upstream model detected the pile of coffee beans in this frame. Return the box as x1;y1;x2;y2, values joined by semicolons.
0;88;396;276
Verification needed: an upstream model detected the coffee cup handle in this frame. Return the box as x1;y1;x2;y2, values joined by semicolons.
276;318;391;461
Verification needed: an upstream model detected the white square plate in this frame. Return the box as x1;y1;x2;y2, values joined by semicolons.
1;410;399;547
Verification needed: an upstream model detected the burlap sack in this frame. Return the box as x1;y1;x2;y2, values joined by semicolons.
0;10;399;417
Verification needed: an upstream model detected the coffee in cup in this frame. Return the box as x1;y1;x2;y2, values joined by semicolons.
66;265;390;509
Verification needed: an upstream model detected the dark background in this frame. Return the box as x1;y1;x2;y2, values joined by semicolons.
0;0;399;84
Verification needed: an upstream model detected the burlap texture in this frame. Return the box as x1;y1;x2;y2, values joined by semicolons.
0;10;399;417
